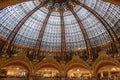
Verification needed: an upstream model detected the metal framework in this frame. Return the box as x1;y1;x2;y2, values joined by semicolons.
67;4;93;59
1;1;48;55
0;0;119;60
75;1;119;52
60;9;66;61
34;7;53;59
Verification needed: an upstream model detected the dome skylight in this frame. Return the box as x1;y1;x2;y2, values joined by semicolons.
0;0;119;60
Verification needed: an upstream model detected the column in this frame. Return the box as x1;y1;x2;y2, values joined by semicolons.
100;72;103;78
108;72;111;78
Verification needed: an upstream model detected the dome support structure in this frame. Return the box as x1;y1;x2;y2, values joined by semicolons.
1;1;49;57
75;1;119;53
67;4;93;60
34;7;53;60
60;9;67;61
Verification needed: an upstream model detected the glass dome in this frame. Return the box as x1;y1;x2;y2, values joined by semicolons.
0;0;120;60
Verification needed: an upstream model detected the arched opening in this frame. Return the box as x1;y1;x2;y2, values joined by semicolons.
67;67;91;80
97;65;120;80
35;66;60;80
0;64;29;80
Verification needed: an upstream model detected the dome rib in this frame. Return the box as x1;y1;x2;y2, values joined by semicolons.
34;8;53;60
60;10;66;61
75;1;119;53
67;4;93;59
1;1;47;56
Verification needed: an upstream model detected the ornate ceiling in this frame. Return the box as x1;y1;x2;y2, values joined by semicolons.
0;0;120;60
